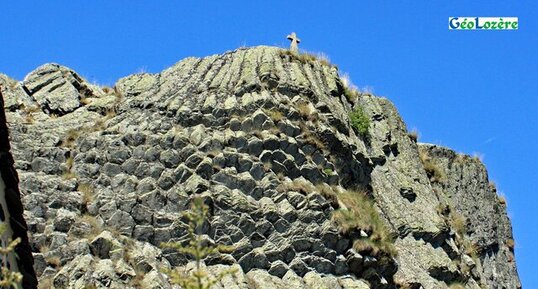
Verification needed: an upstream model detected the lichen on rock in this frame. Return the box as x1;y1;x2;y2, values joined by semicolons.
0;46;521;289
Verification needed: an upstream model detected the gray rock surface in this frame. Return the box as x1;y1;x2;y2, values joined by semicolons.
1;46;520;288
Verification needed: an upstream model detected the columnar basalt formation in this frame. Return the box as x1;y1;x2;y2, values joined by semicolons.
0;46;521;288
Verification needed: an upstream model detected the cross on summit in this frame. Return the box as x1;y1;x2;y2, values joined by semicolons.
287;32;300;53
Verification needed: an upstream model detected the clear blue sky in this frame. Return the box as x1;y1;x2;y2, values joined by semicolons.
1;1;536;286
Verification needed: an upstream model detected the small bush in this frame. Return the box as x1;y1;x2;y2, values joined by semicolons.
349;107;370;137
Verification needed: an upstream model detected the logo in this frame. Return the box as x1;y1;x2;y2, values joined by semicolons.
449;17;518;30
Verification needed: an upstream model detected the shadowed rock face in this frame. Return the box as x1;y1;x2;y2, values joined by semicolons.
0;46;521;288
0;90;37;289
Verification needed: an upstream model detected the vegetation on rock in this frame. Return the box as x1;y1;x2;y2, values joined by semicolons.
0;224;23;288
332;190;397;257
162;197;236;289
419;149;446;183
349;107;370;138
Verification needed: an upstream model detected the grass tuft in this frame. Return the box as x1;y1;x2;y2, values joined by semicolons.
332;190;397;257
419;150;446;183
263;109;285;123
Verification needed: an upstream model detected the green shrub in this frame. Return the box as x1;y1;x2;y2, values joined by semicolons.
349;107;370;137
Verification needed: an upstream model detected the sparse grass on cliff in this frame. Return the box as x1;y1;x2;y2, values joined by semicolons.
263;108;284;123
507;239;515;250
407;129;419;143
332;190;397;257
279;49;333;67
418;150;446;183
349;107;370;138
62;156;77;180
340;73;360;102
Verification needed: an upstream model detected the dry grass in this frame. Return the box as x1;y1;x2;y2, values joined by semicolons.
62;156;77;180
78;183;95;207
303;133;326;150
263;109;285;123
80;97;92;105
506;239;515;250
78;214;103;240
62;129;80;148
279;49;333;67
340;73;360;102
295;102;313;119
38;276;54;289
277;179;315;195
332;190;397;257
45;255;62;268
419;150;446;183
450;212;466;237
39;245;50;254
463;239;478;258
23;113;35;124
92;108;117;132
407;129;419;143
102;86;114;94
314;184;339;207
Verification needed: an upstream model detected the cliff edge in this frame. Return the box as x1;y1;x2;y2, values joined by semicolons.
1;46;520;288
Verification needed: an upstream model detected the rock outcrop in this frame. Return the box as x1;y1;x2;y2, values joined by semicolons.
0;90;38;288
1;46;520;288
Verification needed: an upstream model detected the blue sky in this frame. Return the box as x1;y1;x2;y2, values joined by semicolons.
1;1;536;286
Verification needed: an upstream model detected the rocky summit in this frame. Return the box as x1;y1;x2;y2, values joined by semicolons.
1;46;521;288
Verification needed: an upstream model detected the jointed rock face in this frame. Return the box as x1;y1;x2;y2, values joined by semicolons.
1;46;520;288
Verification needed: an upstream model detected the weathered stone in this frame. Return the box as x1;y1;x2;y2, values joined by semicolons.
6;46;520;288
89;231;122;259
